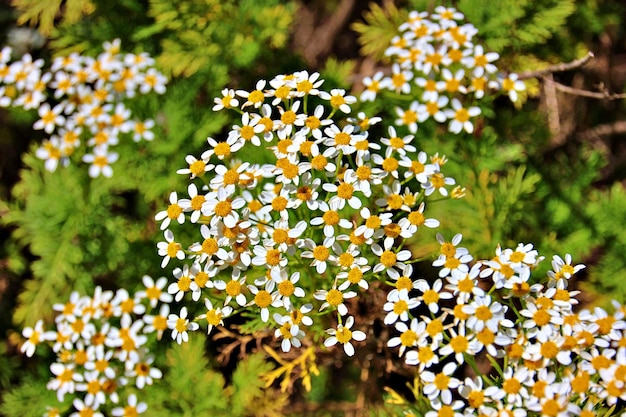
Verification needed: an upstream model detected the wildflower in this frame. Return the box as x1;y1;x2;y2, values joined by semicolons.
315;285;357;317
383;291;420;325
444;98;481;134
82;146;119;178
323;316;366;356
198;298;232;334
394;101;419;133
274;312;306;352
21;320;55;357
319;88;356;113
421;362;461;403
111;394;147;416
167;306;199;344
213;88;239;111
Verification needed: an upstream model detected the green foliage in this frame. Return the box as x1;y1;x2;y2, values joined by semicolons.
1;376;62;417
147;335;284;417
584;184;626;304
12;0;95;35
457;0;576;53
134;0;294;77
352;2;407;61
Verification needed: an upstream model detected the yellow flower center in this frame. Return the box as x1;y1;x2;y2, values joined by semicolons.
335;326;352;344
278;280;295;297
214;142;231;157
167;204;182;219
323;210;339;225
400;330;418;347
313;245;330;261
226;280;241;297
326;289;343;306
380;251;397;267
255;290;272;308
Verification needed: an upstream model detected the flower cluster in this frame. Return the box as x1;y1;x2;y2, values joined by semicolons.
391;237;626;417
0;39;166;177
361;6;525;134
20;280;170;416
155;70;462;357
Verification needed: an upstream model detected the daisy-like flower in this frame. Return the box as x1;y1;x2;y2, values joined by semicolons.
202;185;246;228
360;71;384;102
82;146;119;178
417;95;449;123
270;269;306;308
398;202;440;235
494;73;526;102
319;88;356;113
178;183;209;224
463;45;499;77
383;290;420;324
422;170;456;197
198;298;232;334
388;318;425;356
168;264;200;302
156;229;184;268
314;285;357;317
415;278;454;314
394;100;419;133
380;126;417;157
127;356;163;389
70;398;103;417
444;98;481;134
300;236;337;274
323;123;361;155
205;135;244;161
143;303;170;340
432;250;473;278
309;200;352;237
167;306;199;344
273;312;306;352
176;154;214;179
47;362;84;401
437;68;467;95
382;63;414;94
323;316;366;356
213;88;239;111
135;275;173;308
155;191;185;230
111;394;147;416
33;103;66;134
21;319;56;357
421;362;461;403
214;269;248;305
354;207;392;239
371;238;412;276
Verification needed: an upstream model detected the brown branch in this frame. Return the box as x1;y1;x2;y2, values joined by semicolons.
577;120;626;142
543;77;626;100
517;52;595;80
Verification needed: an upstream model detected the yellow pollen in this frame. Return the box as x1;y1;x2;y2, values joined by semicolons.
476;328;495;345
214;142;231;157
167;241;181;258
396;276;413;291
338;253;354;268
255;290;272;308
278;280;295;297
330;95;346;108
418;346;434;362
214;200;232;217
434;372;450;390
177;276;191;292
336;183;354;199
541;340;559;358
347;267;363;283
431;173;445;188
408;211;425;226
175;318;187;333
326;289;343;306
271;196;288;211
195;271;209;288
475;305;492;321
380;251;397;267
450;335;468;353
266;249;281;266
400;330;418;347
248;90;264;103
444;257;461;270
402;110;417;125
335;326;352;344
190;160;206;176
297;80;313;93
365;215;381;229
297;186;312;201
355;165;371;180
191;195;205;211
201;238;218;255
311;155;327;170
384;223;401;238
313;245;330;261
533;308;551;326
503;378;521;394
382;157;399;172
334;132;351;146
393;299;408;314
225;280;241;297
423;289;439;305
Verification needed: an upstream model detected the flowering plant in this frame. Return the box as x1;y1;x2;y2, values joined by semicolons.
18;7;626;417
0;39;166;177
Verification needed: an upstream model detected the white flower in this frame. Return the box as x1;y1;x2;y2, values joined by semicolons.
323;316;366;356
